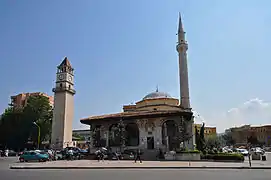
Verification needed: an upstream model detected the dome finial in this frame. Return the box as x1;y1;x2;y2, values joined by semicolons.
156;85;159;92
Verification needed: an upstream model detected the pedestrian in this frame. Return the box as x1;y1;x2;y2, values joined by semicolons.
134;149;142;163
68;149;73;160
100;151;105;162
97;150;104;162
4;149;9;157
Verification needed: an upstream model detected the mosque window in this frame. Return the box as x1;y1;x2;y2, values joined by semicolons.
60;83;62;88
153;108;157;111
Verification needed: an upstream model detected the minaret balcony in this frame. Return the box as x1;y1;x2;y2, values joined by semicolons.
52;87;76;95
176;43;188;52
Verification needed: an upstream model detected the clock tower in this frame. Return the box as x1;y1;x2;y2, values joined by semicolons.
51;57;76;149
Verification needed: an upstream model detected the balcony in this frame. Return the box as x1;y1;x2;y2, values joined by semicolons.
52;87;76;95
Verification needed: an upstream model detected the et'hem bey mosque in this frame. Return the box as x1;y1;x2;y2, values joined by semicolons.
50;14;196;157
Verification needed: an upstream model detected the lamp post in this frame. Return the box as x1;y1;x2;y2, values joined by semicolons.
33;122;41;149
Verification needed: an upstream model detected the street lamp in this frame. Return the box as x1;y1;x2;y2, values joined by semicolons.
33;122;41;149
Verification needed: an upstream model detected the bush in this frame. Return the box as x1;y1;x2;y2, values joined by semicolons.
202;153;244;161
207;150;215;154
202;149;207;155
176;149;200;154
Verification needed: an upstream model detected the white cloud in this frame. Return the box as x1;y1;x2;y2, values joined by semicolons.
200;98;271;132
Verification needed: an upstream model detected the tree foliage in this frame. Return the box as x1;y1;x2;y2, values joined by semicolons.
221;130;235;146
116;119;126;150
73;133;85;141
25;95;53;143
195;123;206;151
92;126;104;147
174;117;193;149
0;95;53;150
205;135;221;149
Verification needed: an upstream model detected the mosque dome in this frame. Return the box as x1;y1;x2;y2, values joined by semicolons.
143;90;172;100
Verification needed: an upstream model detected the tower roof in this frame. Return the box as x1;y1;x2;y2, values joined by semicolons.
178;12;184;33
59;57;72;68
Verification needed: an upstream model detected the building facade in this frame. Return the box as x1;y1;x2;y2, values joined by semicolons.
51;57;76;149
194;124;217;137
80;15;195;154
73;129;91;141
231;124;271;146
10;92;54;108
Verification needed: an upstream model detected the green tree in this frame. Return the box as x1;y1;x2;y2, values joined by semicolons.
0;95;53;150
73;133;85;141
196;123;206;151
0;107;31;151
24;95;53;146
116;119;126;151
222;130;235;146
92;126;102;147
195;126;200;150
205;135;221;149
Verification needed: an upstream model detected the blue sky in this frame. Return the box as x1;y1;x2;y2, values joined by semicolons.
1;0;271;132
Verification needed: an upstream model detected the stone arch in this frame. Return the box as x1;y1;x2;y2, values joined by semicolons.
125;123;139;146
162;120;179;150
92;125;106;147
108;124;120;146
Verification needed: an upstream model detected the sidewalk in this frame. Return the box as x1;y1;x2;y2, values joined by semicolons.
9;160;271;169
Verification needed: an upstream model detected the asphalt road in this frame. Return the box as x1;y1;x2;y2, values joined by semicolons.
1;156;271;180
0;156;18;170
1;169;271;180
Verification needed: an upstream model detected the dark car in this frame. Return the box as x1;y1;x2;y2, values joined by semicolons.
8;150;17;156
108;152;123;160
64;147;86;160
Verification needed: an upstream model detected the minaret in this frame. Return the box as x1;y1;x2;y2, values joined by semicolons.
51;57;76;149
176;13;190;109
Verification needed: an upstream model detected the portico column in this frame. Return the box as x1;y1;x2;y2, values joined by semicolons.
163;123;169;151
89;130;93;148
89;125;94;149
105;130;109;147
155;126;162;149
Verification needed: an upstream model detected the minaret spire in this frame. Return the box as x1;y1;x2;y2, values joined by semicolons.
178;12;184;33
176;13;191;109
177;12;186;42
156;85;159;92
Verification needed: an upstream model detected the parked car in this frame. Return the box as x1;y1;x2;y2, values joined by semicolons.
250;147;265;155
237;149;249;156
55;151;63;160
19;151;49;162
8;150;17;156
107;152;123;160
64;147;87;159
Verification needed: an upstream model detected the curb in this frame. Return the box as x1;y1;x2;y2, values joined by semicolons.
9;166;271;170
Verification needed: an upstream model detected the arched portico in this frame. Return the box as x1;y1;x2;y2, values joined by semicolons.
108;124;120;146
162;120;179;151
125;123;139;146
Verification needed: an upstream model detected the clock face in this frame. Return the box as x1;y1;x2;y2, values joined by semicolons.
58;74;64;81
68;75;73;82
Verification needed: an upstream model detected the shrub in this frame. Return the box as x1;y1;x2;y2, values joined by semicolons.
202;153;244;161
202;149;207;155
207;150;215;154
176;149;200;154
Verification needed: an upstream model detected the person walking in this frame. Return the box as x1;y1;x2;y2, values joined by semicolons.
97;150;104;162
134;149;142;163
